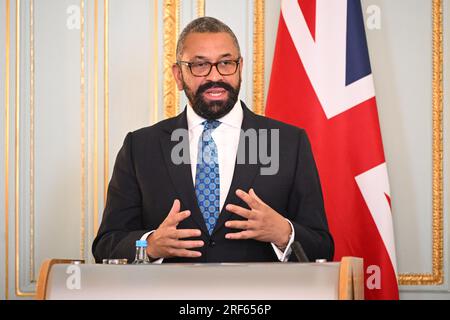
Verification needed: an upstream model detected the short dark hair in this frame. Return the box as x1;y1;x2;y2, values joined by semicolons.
176;17;241;60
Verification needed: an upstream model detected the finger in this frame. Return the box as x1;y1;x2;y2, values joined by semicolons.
225;204;252;219
170;248;202;258
170;240;204;249
173;228;202;239
249;188;265;205
225;220;251;230
225;230;255;240
236;189;260;210
165;199;180;222
173;210;191;224
166;210;191;226
168;199;181;216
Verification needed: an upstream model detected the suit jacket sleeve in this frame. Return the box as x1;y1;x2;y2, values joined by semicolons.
288;129;334;261
92;132;147;263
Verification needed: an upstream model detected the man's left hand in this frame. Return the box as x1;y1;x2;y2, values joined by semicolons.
225;188;292;249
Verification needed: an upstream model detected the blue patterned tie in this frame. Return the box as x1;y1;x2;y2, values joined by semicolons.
195;120;221;235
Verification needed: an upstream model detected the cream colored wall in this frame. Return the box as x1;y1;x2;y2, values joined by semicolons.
0;0;448;299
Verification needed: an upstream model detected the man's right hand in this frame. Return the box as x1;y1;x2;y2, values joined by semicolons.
146;199;204;259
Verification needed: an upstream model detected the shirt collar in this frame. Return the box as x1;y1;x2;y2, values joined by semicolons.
186;100;243;131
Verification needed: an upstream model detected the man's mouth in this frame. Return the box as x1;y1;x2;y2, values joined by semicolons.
203;88;228;100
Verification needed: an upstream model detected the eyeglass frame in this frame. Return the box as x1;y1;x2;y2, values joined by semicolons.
176;58;241;77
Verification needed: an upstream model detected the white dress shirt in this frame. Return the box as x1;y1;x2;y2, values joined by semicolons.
142;101;294;262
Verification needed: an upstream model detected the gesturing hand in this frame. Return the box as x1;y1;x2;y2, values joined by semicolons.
225;189;292;249
146;199;204;259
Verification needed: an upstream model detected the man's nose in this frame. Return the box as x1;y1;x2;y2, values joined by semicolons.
205;65;224;82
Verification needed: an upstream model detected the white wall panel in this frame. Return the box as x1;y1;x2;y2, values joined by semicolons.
0;0;8;301
108;0;154;184
34;0;82;288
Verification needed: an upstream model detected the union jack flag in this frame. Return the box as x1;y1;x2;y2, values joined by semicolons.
266;0;398;299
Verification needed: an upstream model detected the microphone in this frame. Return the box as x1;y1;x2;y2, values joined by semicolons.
291;241;309;263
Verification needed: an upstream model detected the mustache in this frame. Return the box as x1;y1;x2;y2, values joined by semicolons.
196;81;236;96
185;78;241;120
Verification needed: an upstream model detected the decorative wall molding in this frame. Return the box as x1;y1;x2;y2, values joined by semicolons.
397;0;444;286
253;0;265;115
163;0;179;118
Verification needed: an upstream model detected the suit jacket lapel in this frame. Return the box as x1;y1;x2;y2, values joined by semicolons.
159;108;209;235
212;103;261;235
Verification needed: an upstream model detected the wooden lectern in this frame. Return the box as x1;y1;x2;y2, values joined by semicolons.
36;257;363;300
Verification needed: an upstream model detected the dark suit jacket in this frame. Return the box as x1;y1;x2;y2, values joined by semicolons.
92;102;334;263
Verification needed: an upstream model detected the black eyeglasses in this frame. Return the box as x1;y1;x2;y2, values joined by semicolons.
177;58;241;77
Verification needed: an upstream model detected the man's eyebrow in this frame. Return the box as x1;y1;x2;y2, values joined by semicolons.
192;53;233;60
193;55;208;60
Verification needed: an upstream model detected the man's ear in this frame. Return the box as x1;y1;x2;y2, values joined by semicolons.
238;57;244;77
172;63;184;91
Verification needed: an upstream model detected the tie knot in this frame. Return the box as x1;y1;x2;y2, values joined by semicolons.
202;120;221;131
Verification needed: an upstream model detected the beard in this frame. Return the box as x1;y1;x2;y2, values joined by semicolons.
183;78;241;120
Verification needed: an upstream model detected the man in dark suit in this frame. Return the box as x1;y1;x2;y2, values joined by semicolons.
92;17;334;264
